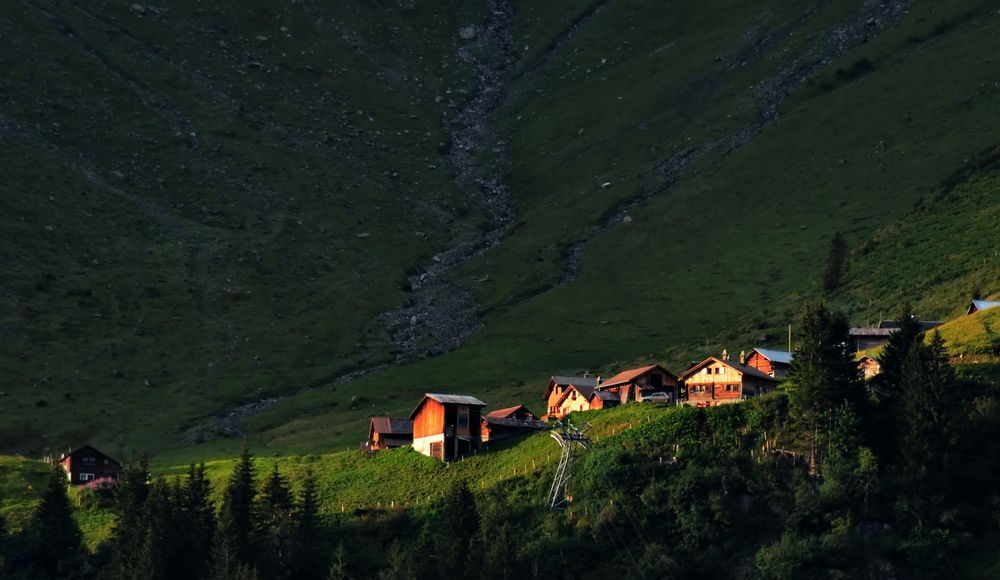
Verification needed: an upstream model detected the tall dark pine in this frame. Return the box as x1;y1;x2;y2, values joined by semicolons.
822;232;847;292
786;303;863;474
142;477;180;579
0;511;7;569
900;332;958;494
433;480;480;576
876;303;924;396
255;464;294;579
177;463;215;579
290;470;325;580
31;465;83;577
213;442;257;576
108;455;151;578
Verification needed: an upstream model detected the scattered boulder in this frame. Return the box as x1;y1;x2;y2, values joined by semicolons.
459;26;477;40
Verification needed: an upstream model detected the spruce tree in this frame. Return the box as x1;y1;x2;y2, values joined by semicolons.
142;477;179;579
786;303;864;474
108;455;151;579
213;442;257;576
433;480;480;576
0;511;8;575
876;303;924;396
255;464;294;579
177;463;215;579
900;332;958;493
31;464;83;577
291;469;325;580
822;232;847;292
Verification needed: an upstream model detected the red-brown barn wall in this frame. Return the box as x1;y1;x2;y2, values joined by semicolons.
413;399;445;439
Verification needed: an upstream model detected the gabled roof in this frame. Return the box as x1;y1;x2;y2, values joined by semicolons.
590;390;621;403
677;356;778;383
59;445;119;464
600;364;676;387
486;404;536;420
409;393;486;419
482;415;549;430
552;384;598;409
750;348;792;365
369;417;413;436
970;300;1000;314
543;375;600;400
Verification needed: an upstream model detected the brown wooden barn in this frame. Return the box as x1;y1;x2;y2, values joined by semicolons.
59;445;120;485
744;348;793;379
857;356;882;380
366;417;413;451
542;375;600;419
410;394;486;461
678;355;778;407
588;390;621;410
598;364;678;403
480;405;549;442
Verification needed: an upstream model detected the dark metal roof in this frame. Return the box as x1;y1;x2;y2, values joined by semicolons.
550;375;600;388
483;416;550;430
409;393;486;419
590;391;621;402
369;416;413;435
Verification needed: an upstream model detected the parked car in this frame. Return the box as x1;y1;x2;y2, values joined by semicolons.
643;392;672;403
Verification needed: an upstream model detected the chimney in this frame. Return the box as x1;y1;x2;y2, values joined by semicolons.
596;376;602;385
739;350;746;365
721;349;729;361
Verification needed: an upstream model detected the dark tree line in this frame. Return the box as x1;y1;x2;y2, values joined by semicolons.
1;444;328;580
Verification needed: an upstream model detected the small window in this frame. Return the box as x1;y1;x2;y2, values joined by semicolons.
458;413;468;428
79;473;95;481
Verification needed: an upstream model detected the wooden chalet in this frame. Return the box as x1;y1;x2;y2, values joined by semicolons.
59;445;120;485
410;393;486;461
480;405;549;442
678;355;778;407
597;364;678;403
968;299;1000;315
543;375;601;418
857;356;882;380
366;416;413;451
589;390;621;411
744;348;792;379
549;384;599;419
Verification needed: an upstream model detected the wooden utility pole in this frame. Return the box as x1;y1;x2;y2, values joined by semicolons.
788;324;792;353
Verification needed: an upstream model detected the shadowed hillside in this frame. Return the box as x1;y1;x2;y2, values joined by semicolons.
2;0;999;462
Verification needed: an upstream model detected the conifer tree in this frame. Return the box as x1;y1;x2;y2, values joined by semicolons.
255;464;294;579
30;464;83;577
900;332;958;493
876;303;924;396
177;463;215;579
822;232;847;292
290;469;325;580
108;454;151;579
213;442;257;576
0;510;8;574
434;480;480;576
786;303;863;474
142;477;179;579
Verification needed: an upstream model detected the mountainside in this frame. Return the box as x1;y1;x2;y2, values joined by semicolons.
2;0;1000;462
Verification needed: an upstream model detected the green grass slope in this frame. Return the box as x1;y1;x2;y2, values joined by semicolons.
3;0;1000;464
238;0;1000;458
